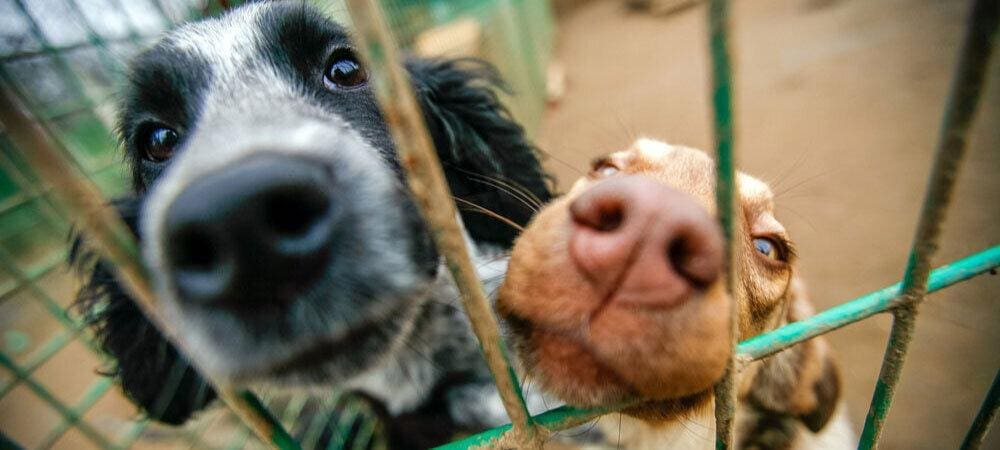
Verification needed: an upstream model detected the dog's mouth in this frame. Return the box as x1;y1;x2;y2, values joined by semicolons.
522;322;714;421
505;311;637;406
262;320;391;381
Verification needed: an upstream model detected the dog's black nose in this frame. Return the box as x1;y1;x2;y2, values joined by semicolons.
163;155;337;308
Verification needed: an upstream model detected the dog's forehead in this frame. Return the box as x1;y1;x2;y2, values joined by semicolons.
164;3;268;63
161;2;348;72
615;139;775;213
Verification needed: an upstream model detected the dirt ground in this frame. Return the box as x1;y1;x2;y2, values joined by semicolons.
538;0;999;448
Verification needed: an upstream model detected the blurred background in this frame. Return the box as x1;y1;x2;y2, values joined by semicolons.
0;0;996;449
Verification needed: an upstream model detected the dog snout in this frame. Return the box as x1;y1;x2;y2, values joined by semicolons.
163;155;337;308
568;175;723;307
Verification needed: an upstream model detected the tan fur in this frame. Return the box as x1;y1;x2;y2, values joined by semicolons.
499;139;852;448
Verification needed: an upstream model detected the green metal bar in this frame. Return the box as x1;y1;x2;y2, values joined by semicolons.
436;402;625;450
0;353;113;449
433;247;1000;448
237;391;299;450
857;1;998;447
300;393;344;450
114;419;150;450
960;369;1000;450
738;245;1000;359
35;377;115;450
706;0;739;448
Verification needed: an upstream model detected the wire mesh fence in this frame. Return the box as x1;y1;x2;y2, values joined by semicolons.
1;0;998;449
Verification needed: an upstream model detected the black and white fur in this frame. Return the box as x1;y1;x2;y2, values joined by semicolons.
71;2;551;447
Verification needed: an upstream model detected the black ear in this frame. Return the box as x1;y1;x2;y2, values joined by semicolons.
69;198;216;425
407;58;554;248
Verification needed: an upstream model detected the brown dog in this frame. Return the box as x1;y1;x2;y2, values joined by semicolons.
498;139;853;449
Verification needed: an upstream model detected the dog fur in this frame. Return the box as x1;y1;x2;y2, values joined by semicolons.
497;139;854;449
70;2;551;448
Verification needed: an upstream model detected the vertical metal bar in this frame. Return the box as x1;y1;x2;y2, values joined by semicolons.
960;369;1000;450
342;1;540;448
0;83;299;450
857;0;998;448
707;0;740;448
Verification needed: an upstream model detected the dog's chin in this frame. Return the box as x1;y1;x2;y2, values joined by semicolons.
170;276;431;388
221;303;416;386
253;319;399;385
523;326;637;407
516;319;715;423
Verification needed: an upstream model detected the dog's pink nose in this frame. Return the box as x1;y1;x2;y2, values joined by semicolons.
568;175;723;307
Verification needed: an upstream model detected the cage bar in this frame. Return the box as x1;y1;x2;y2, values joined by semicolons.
342;1;540;448
857;0;998;447
706;0;740;448
961;369;1000;450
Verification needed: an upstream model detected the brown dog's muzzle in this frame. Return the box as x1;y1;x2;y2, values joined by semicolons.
500;174;732;408
568;175;723;308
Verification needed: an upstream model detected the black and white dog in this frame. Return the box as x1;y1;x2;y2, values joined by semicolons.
71;2;551;447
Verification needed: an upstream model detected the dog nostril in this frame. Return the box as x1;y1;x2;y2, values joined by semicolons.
262;185;331;237
595;205;623;232
572;197;625;232
170;227;223;272
166;225;235;304
667;228;722;288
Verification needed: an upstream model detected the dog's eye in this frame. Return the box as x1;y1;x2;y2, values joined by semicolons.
753;237;782;261
140;126;179;162
590;158;620;178
325;50;366;89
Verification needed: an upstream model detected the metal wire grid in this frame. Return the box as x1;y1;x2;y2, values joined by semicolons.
1;1;998;450
0;1;200;448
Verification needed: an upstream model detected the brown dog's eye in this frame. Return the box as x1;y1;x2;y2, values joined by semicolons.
590;158;620;177
140;126;179;162
325;50;366;89
753;237;783;261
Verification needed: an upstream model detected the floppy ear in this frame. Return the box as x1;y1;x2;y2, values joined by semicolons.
69;198;217;425
406;58;554;248
746;277;841;433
